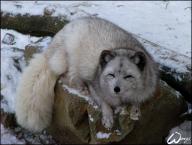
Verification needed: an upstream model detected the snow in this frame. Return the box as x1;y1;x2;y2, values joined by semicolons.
1;1;191;57
1;29;52;51
1;124;25;144
62;84;90;102
61;83;99;109
181;102;192;116
96;132;111;139
114;130;122;136
1;123;56;144
1;29;52;113
135;35;191;73
175;91;182;99
1;47;25;113
88;114;94;122
1;29;40;50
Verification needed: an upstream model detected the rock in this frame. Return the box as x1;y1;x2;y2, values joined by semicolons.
1;109;17;129
1;12;68;37
160;65;191;103
47;82;135;144
1;124;26;144
44;6;55;16
47;83;91;144
24;44;41;64
47;80;187;144
2;33;15;45
1;108;57;144
118;81;187;144
87;103;134;144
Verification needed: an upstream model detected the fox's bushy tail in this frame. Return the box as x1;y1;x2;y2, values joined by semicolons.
15;49;66;132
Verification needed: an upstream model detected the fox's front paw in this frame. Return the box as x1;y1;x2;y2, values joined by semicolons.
102;113;114;129
130;105;141;120
101;102;114;129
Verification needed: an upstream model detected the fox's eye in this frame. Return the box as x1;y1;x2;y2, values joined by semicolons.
108;73;115;78
124;75;133;79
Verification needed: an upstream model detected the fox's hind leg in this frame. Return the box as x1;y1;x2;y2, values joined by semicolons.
48;49;67;76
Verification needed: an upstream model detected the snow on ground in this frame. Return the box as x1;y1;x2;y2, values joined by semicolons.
1;29;40;50
1;123;57;144
1;46;25;113
1;1;191;57
1;29;52;113
135;34;191;73
1;29;52;51
1;124;25;144
1;30;53;144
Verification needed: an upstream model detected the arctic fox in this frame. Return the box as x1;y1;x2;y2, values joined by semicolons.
15;17;158;132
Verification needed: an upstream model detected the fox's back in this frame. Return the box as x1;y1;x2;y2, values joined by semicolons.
51;17;147;81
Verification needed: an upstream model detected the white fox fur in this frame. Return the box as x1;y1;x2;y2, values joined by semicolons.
15;53;58;132
15;17;157;131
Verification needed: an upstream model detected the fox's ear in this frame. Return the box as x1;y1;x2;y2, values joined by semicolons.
100;50;115;68
131;51;146;71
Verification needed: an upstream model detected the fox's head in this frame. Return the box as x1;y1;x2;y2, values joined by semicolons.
98;48;147;106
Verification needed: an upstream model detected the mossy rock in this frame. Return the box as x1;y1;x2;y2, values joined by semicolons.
87;105;134;144
47;82;90;144
119;81;187;144
47;82;135;144
1;12;68;36
160;65;191;103
47;80;187;144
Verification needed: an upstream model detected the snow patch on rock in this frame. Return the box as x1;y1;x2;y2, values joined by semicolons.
96;132;112;139
1;124;25;144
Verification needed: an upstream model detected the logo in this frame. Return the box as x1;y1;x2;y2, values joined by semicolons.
167;131;191;144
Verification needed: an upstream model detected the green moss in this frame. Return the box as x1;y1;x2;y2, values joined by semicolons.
1;12;69;36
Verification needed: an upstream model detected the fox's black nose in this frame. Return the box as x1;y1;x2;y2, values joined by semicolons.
114;86;120;93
